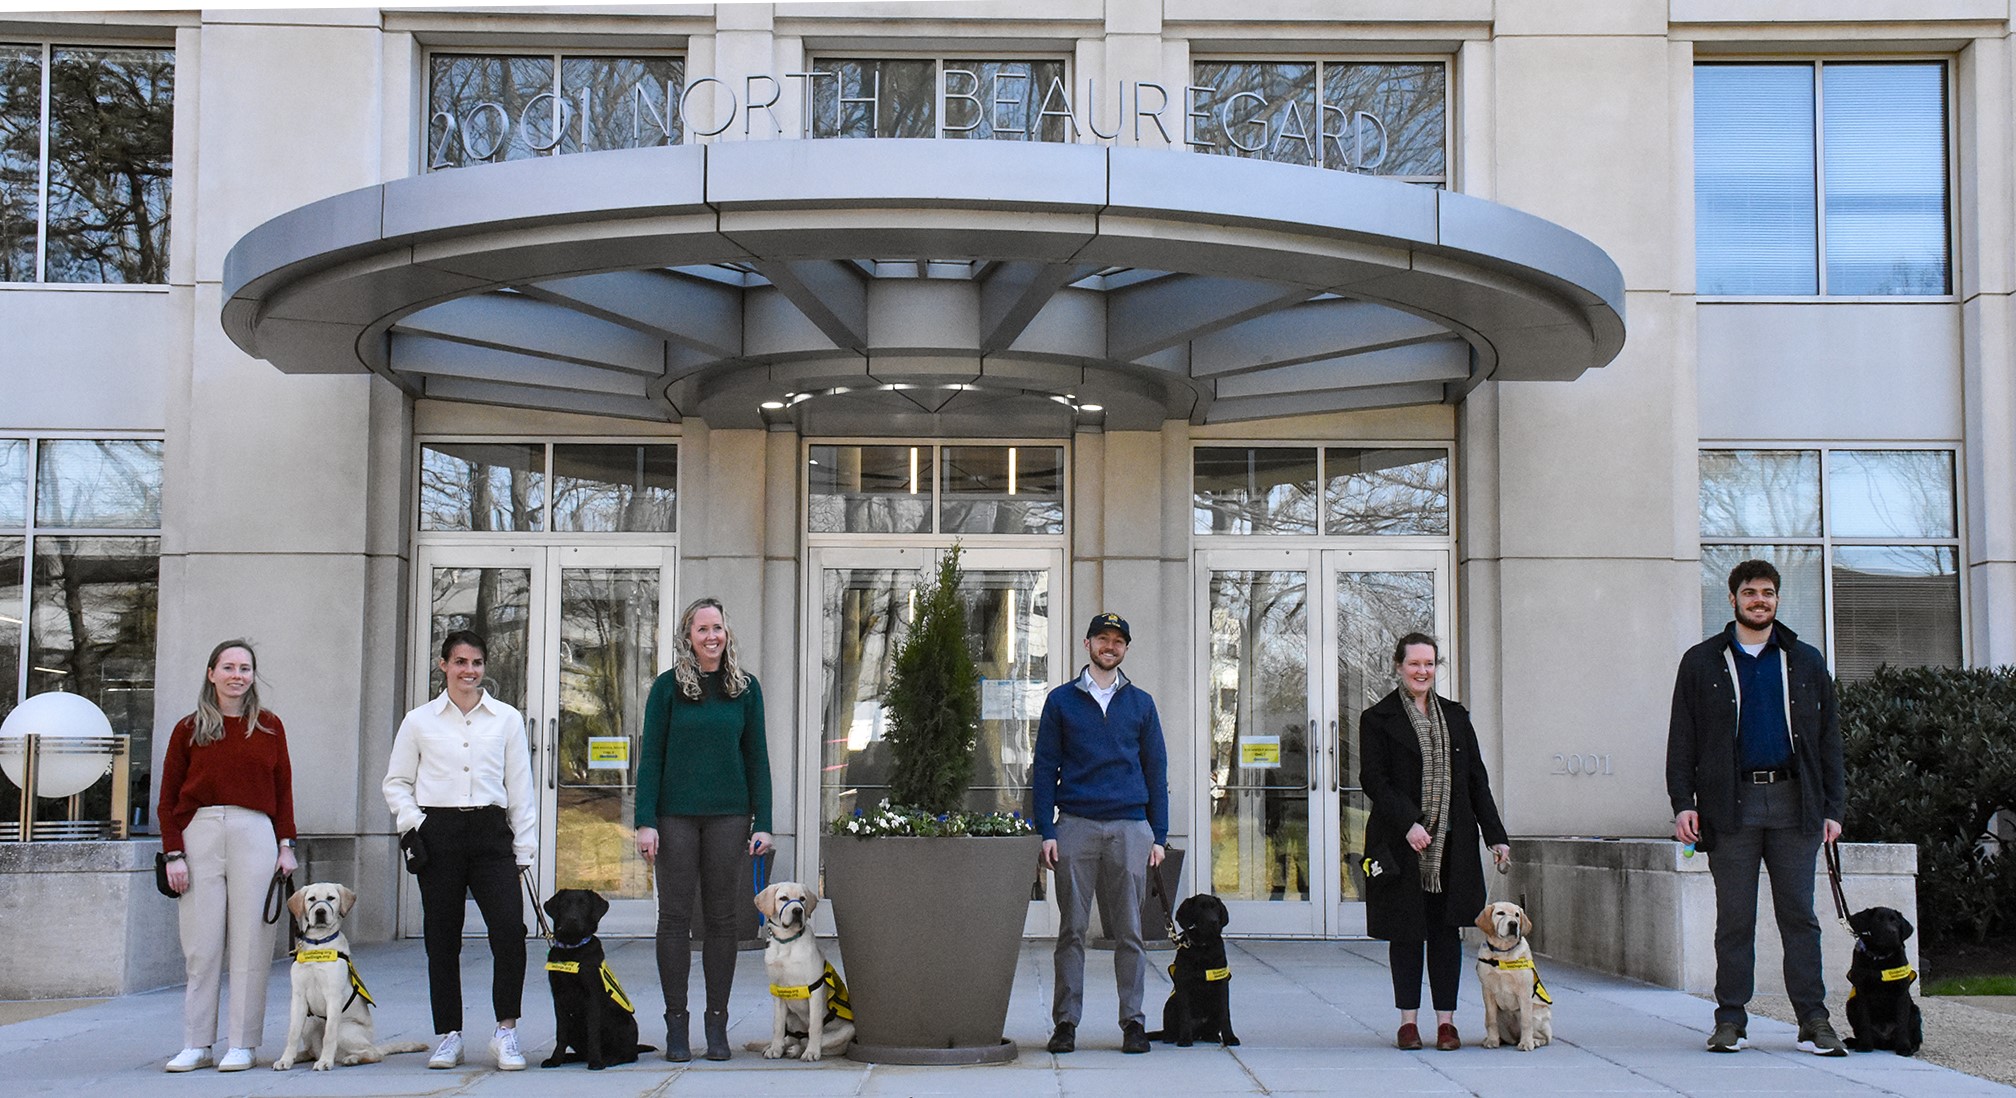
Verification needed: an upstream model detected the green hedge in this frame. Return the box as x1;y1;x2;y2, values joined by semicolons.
1840;665;2016;943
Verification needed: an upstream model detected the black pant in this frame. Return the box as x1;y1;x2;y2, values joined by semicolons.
416;806;525;1035
653;814;745;1017
1389;889;1463;1012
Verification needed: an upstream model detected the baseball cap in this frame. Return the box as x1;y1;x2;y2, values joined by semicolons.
1085;613;1131;642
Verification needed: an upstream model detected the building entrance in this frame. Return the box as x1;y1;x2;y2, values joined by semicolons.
1195;547;1450;936
402;543;676;937
803;544;1065;935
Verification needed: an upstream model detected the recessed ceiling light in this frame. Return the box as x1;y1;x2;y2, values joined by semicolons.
1081;403;1104;412
760;401;785;410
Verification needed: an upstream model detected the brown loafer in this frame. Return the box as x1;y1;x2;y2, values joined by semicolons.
1436;1023;1461;1051
1395;1023;1422;1050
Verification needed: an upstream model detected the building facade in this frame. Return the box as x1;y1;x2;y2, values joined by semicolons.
0;1;2001;944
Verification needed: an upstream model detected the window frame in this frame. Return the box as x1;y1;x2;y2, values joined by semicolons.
421;48;689;173
801;52;1076;142
1188;440;1458;544
802;438;1070;546
1697;441;1967;673
1692;56;1958;303
0;37;177;287
411;435;682;543
1185;53;1453;185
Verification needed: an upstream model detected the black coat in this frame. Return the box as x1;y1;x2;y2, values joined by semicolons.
1665;621;1844;847
1357;690;1509;941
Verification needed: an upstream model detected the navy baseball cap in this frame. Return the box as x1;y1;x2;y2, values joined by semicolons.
1086;613;1131;642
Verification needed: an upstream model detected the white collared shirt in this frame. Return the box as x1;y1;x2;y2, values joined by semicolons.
1082;668;1122;714
382;690;538;865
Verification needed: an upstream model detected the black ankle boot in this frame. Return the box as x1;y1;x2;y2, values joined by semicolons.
703;1009;731;1061
663;1010;690;1062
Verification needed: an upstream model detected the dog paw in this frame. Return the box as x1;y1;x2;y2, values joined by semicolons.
799;1048;822;1063
1517;1038;1537;1052
588;1062;606;1071
1223;1035;1241;1047
272;1058;293;1071
1482;1035;1501;1049
763;1044;786;1060
312;1060;333;1071
541;1056;563;1068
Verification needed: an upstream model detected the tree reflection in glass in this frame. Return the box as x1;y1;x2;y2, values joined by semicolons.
35;439;162;529
943;60;1069;141
418;442;545;532
1193;447;1319;535
1828;450;1955;539
42;47;172;284
1699;450;1821;538
1324;448;1448;535
429;55;554;168
0;46;40;281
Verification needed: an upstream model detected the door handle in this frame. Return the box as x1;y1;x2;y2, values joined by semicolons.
544;718;559;790
1329;719;1340;793
1308;719;1318;792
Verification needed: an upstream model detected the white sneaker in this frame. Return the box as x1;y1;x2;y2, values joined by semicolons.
490;1025;525;1071
217;1047;255;1071
164;1047;213;1072
428;1031;463;1069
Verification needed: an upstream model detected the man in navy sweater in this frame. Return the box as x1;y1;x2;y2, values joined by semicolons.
1034;613;1170;1056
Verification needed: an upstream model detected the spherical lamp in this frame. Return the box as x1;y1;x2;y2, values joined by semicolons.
0;692;117;798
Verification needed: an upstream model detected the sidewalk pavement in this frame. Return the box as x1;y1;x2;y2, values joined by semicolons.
2;937;2008;1097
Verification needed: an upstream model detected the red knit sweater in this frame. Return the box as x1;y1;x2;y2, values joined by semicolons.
156;712;297;853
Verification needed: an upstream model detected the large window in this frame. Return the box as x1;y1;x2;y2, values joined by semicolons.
1695;61;1950;296
1699;448;1960;678
0;43;173;283
419;440;677;533
1189;60;1446;182
808;443;1064;535
1193;446;1450;536
0;436;162;834
427;54;685;171
808;57;1070;141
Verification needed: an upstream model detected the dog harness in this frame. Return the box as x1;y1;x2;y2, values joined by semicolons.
772;961;853;1034
1166;961;1231;982
544;954;637;1015
293;946;376;1014
1477;955;1553;1005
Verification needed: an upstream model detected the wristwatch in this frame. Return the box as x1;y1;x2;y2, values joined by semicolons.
279;839;297;848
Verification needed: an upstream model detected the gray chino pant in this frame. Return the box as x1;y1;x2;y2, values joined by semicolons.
1052;813;1154;1028
1706;778;1828;1028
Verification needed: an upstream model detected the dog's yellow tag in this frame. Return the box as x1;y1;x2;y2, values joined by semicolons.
1882;964;1915;983
770;983;812;1000
600;962;635;1014
1494;957;1535;971
546;961;581;974
295;949;339;964
1206;967;1231;982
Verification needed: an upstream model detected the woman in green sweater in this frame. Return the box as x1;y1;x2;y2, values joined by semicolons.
635;597;773;1063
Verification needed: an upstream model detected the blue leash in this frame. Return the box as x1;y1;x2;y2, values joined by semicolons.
752;850;769;928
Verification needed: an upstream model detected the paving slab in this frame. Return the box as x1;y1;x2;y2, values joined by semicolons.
0;938;2007;1097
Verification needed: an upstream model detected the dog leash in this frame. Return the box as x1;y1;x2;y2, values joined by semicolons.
1147;855;1180;944
1824;840;1853;930
263;871;297;955
753;851;769;930
522;870;554;941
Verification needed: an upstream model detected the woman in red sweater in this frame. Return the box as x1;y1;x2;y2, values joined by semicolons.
156;639;297;1073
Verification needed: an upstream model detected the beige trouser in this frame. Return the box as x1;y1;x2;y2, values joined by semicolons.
179;805;279;1050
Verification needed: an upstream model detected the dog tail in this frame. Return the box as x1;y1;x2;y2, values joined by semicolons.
375;1040;432;1056
634;1044;657;1054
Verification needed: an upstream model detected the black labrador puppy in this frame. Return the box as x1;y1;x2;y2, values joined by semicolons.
1147;894;1239;1047
1844;906;1923;1056
541;889;654;1070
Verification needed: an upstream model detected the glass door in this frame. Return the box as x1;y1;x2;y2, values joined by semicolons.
805;545;1063;934
1196;547;1448;937
405;544;674;937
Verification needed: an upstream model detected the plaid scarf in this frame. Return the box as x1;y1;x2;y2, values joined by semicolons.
1403;693;1453;893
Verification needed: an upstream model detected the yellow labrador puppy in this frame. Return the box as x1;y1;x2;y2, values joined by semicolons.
273;883;429;1071
753;882;855;1061
1474;901;1554;1052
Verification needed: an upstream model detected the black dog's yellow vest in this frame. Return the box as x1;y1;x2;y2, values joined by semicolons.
544;958;636;1015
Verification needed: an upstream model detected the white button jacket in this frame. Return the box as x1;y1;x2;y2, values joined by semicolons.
382;690;538;865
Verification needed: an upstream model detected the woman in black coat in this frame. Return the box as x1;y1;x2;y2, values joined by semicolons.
1358;632;1510;1052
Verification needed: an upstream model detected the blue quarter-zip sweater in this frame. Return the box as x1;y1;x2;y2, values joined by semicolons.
1031;667;1169;844
1728;624;1793;770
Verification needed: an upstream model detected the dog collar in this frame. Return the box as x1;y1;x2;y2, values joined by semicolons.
768;927;806;944
299;929;341;947
553;935;593;949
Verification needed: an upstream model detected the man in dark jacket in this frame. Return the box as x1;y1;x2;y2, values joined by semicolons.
1033;612;1169;1056
1666;559;1846;1056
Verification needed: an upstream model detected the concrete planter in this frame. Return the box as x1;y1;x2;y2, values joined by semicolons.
823;833;1041;1064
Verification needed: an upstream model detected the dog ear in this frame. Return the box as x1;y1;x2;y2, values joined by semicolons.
543;892;561;918
755;884;779;919
591;890;610;921
802;889;819;915
337;884;357;917
1213;895;1229;927
287;886;309;921
1518;907;1533;939
1173;895;1197;925
1848;908;1869;934
1898;911;1915;942
1473;905;1496;935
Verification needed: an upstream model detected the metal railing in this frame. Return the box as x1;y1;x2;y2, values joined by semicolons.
0;733;131;841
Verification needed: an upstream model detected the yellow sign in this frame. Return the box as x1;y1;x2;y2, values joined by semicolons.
587;738;629;770
546;960;581;974
1206;967;1231;982
770;983;811;1000
1238;736;1281;767
295;949;339;964
1882;964;1916;982
1494;957;1535;971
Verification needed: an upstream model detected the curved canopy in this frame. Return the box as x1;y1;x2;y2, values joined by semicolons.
222;139;1625;434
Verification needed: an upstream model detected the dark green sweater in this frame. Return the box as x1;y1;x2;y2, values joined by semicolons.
634;669;772;832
